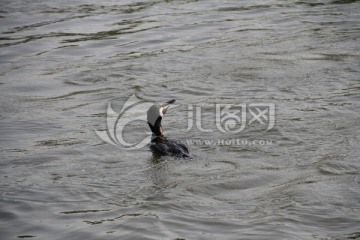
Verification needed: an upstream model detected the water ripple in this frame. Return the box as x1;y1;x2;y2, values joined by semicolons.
1;0;360;239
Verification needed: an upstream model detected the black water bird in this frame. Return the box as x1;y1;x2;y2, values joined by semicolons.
147;99;189;158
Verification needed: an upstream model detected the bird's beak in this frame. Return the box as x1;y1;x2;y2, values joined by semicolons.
161;99;176;115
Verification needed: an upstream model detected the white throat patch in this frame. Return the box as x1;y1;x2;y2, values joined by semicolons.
147;104;162;126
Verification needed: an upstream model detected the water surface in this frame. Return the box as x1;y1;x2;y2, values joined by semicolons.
1;0;360;239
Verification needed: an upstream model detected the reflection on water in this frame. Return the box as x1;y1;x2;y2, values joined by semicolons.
1;0;360;239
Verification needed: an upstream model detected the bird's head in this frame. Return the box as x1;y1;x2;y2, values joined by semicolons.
147;99;176;138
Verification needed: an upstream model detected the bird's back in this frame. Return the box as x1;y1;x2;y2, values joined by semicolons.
150;137;189;158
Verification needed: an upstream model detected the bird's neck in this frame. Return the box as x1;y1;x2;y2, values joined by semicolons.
151;134;166;142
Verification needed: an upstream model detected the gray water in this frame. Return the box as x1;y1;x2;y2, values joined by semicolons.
1;0;360;239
